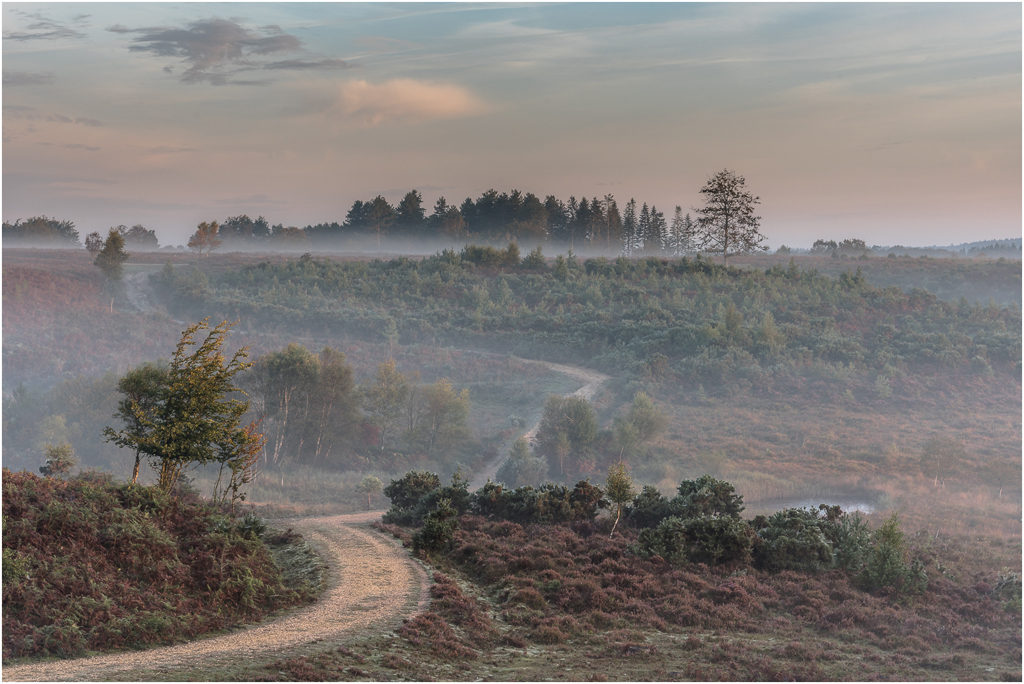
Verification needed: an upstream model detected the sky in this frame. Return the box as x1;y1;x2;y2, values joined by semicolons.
3;2;1021;249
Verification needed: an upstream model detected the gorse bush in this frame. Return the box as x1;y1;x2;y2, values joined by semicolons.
383;471;607;527
752;508;836;573
625;475;744;529
412;499;460;553
632;515;752;566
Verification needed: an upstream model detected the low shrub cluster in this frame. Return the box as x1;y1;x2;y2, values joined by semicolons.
1;469;312;658
383;470;607;534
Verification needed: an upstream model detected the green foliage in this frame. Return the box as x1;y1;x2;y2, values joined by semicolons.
674;474;745;519
460;242;521;267
626;484;675;528
919;436;966;489
632;515;752;566
249;344;359;466
829;511;871;572
995;569;1022;614
362;359;409;449
752;508;834;573
2;216;79;246
405;378;471;456
496;436;549;488
858;513;927;596
93;227;129;280
412;498;459;553
356;475;384;509
38;442;76;479
103;320;255;494
468;479;608;525
383;470;442;517
605;461;634;536
535;395;598;478
522;245;546;269
614;391;668;458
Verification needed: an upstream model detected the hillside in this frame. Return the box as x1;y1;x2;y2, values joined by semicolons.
1;469;323;660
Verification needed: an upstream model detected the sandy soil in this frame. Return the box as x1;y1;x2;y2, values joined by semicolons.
2;513;430;682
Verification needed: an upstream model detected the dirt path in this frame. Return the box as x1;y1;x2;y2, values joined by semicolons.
468;358;610;490
2;513;430;683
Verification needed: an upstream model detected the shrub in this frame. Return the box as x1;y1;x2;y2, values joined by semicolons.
626;485;674;528
828;511;871;572
412;499;459;553
753;508;834;573
858;513;927;596
38;443;76;478
632;515;752;566
673;475;745;519
384;470;441;512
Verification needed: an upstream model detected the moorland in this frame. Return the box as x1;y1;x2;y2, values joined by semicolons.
2;242;1021;681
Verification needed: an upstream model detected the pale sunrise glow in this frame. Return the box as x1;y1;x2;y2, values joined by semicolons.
3;2;1020;247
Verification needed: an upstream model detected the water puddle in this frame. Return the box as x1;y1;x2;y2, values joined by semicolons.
751;498;876;515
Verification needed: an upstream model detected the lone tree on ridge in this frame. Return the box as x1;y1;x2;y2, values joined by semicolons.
693;169;766;266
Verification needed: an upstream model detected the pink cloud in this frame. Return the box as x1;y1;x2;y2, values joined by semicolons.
332;78;490;125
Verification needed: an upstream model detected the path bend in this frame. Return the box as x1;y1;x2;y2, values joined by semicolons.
2;513;429;682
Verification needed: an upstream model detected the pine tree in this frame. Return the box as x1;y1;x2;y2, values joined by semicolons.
621;199;638;256
649;205;667;254
638;203;651;253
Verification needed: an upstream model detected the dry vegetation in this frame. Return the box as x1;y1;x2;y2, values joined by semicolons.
2;245;1020;680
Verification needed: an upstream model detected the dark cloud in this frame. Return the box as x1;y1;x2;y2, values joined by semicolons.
3;71;55;86
264;58;351;70
109;18;352;85
3;13;85;41
63;144;101;151
5;108;103;127
112;18;304;84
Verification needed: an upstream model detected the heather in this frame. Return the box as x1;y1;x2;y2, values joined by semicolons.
1;468;319;659
365;511;1022;681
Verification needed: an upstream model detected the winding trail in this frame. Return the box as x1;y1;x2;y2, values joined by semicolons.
2;270;612;682
468;359;610;490
2;513;430;682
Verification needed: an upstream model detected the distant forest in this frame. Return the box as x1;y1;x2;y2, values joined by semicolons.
8;188;1020;257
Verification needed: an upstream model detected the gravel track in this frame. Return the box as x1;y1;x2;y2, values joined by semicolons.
2;271;609;681
468;358;610;490
2;513;429;682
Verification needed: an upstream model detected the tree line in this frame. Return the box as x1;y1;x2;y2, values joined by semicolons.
5;170;767;263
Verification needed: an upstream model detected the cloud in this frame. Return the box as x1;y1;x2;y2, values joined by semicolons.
4;107;104;131
3;71;55;87
331;79;490;125
63;144;101;151
264;58;352;71
3;13;85;41
111;18;304;84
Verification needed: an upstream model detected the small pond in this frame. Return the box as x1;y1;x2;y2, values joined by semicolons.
749;497;876;515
